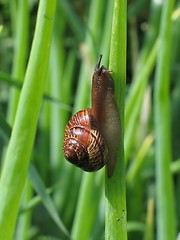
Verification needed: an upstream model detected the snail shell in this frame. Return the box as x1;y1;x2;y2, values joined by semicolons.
63;108;108;171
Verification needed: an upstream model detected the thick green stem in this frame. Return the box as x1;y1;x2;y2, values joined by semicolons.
105;0;127;239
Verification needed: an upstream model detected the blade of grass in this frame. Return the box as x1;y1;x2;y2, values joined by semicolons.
154;0;176;239
125;38;158;126
71;172;104;239
100;0;115;66
10;0;17;35
73;0;105;113
105;0;127;239
28;164;69;238
0;71;72;111
132;0;162;80
50;50;76;215
125;40;158;162
127;133;154;183
0;0;56;239
49;25;76;214
124;0;162;162
20;181;62;213
15;180;32;240
7;3;30;237
144;198;154;240
49;8;65;176
0;71;22;88
7;0;29;125
60;0;84;41
0;112;11;144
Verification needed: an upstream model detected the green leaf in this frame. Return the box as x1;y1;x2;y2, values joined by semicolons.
28;164;70;239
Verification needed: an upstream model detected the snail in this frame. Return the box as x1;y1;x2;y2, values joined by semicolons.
63;54;120;177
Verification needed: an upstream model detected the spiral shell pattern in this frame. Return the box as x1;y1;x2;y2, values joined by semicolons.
63;108;108;171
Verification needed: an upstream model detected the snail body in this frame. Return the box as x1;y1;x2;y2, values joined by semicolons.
63;55;120;177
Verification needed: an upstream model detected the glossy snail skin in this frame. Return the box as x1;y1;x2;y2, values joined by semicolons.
63;55;120;176
92;56;120;176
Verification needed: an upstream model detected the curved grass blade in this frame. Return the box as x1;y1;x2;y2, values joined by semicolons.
0;71;72;112
28;164;70;239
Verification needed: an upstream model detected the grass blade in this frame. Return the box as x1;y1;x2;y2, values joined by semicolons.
28;164;69;238
0;0;56;238
154;0;176;239
7;0;29;125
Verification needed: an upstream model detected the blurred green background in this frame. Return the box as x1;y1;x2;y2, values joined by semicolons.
0;0;180;239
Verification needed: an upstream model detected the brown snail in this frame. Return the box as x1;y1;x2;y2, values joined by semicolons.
63;55;120;177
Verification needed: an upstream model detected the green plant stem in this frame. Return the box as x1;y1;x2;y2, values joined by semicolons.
105;0;127;239
49;10;65;176
100;0;115;66
125;38;158;123
10;0;17;35
125;40;158;162
60;0;84;41
133;0;162;80
7;0;29;125
144;198;154;240
73;0;105;113
15;180;32;240
71;172;104;239
154;0;176;239
127;133;154;183
0;0;56;239
8;2;30;236
28;164;69;238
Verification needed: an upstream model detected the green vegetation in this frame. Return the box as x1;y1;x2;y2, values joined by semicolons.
0;0;179;239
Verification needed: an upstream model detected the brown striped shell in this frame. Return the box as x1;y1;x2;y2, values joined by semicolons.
63;108;108;171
